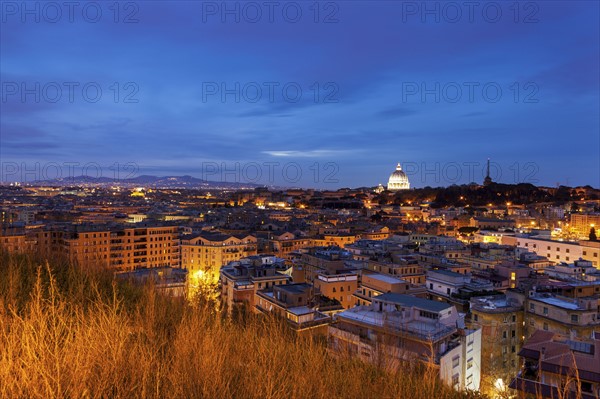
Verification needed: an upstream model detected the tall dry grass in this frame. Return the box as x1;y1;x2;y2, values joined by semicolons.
0;251;481;399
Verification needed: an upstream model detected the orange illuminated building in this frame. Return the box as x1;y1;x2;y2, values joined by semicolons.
181;232;257;283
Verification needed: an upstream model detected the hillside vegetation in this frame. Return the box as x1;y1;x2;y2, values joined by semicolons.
0;251;482;399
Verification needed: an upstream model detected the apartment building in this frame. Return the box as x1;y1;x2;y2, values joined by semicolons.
507;235;600;268
329;293;481;391
570;213;600;239
0;229;36;253
262;231;314;260
365;256;426;286
353;272;414;306
313;271;358;309
510;330;600;399
297;247;354;285
220;255;290;313
469;295;524;395
255;283;336;334
181;232;257;283
508;290;600;340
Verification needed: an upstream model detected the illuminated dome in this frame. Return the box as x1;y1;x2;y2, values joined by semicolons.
387;163;410;191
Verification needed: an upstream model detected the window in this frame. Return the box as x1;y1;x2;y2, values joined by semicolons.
452;374;459;386
512;315;516;323
511;345;516;353
529;303;535;311
452;356;459;368
502;331;507;339
512;330;516;338
543;307;548;315
474;314;478;322
571;314;578;323
543;323;548;331
467;358;473;369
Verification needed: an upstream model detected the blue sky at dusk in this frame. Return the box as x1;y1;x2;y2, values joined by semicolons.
1;1;599;188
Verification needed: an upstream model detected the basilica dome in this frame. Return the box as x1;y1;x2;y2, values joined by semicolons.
387;163;410;191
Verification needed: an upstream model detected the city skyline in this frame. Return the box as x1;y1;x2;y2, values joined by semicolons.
2;2;600;398
2;1;599;188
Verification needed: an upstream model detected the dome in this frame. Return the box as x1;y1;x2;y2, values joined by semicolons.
387;163;410;191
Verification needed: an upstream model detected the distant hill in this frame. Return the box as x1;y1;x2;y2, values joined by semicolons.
26;175;264;189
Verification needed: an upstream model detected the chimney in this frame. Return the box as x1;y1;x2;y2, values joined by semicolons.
541;347;546;360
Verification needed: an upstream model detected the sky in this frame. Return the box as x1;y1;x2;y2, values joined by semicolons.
1;0;599;189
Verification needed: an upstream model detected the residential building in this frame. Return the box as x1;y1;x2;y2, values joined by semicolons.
510;330;600;399
220;255;290;313
329;293;481;391
469;295;524;396
353;272;417;306
570;213;600;239
181;232;257;284
313;271;358;309
255;283;337;334
509;290;600;340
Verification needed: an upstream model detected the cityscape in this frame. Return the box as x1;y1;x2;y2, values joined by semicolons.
1;1;599;399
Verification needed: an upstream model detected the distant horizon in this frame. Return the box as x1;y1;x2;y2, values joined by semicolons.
3;168;599;191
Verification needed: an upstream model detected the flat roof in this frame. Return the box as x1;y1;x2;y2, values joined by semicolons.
276;283;311;294
287;306;313;316
428;269;465;278
532;296;581;310
366;273;406;284
375;293;453;312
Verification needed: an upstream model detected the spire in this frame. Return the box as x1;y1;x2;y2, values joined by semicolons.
483;158;493;186
396;163;402;170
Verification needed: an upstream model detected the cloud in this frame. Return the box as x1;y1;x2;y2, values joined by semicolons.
262;150;356;158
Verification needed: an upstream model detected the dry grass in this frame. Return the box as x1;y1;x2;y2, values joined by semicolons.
0;251;481;399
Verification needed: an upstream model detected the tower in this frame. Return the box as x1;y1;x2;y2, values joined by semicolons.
483;159;492;186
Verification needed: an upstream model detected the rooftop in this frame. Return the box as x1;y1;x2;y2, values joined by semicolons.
275;283;312;295
364;273;407;285
531;295;581;310
337;307;456;341
375;293;453;313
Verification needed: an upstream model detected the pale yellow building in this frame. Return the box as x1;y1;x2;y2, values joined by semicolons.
181;232;257;283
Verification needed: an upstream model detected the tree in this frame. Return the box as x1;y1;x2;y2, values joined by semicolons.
590;227;597;241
